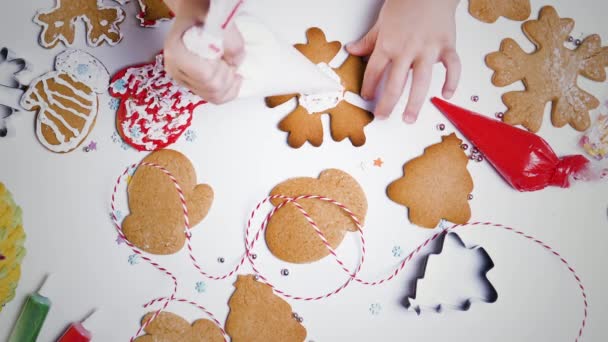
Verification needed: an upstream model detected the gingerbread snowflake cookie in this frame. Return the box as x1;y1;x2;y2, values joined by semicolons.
387;134;473;228
134;312;224;342
266;169;367;263
265;28;373;148
486;6;608;132
34;0;125;48
469;0;531;23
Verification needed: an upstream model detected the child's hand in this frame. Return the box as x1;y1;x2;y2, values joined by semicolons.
164;0;245;104
347;0;461;123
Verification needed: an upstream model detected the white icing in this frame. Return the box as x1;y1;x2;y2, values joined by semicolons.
55;49;110;93
20;71;98;153
183;13;341;99
298;63;344;114
34;1;125;48
111;54;203;151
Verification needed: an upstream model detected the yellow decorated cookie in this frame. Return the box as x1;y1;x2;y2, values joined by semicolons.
0;183;26;311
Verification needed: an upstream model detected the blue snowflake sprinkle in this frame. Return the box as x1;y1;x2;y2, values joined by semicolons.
392;246;403;258
195;281;207;293
185;129;197;142
129;126;142;139
77;64;89;75
120;142;130;151
369;303;382;316
112;210;123;221
128;254;140;265
113;79;127;92
111;132;121;143
109;98;120;111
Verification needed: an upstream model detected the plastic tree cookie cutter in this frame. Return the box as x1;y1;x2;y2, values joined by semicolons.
0;47;31;138
405;232;497;314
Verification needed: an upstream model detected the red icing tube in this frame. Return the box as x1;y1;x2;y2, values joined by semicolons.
431;97;590;192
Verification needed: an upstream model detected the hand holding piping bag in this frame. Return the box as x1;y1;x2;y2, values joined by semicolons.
163;0;245;104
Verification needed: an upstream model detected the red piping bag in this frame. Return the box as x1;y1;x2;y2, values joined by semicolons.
431;97;592;192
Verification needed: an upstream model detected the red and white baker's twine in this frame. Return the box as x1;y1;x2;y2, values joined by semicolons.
112;163;588;341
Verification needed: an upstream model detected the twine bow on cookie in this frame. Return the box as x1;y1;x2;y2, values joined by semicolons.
111;162;588;342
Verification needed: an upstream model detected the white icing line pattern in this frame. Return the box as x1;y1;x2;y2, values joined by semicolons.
109;54;205;151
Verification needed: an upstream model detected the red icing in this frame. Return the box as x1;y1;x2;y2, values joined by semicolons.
431;97;590;192
109;54;205;151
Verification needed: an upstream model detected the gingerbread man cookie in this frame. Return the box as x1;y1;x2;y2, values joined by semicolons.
469;0;531;23
387;134;473;228
266;169;367;263
134;311;224;342
226;275;307;342
122;149;213;255
486;6;608;132
265;28;373;148
34;0;125;48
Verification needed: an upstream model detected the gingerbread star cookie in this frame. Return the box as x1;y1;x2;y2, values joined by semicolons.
34;0;125;48
266;28;373;148
469;0;531;23
266;169;367;263
387;134;473;228
134;312;224;342
122;149;213;255
486;6;608;132
226;275;307;342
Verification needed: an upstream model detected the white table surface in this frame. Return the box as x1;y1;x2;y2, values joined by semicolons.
1;0;607;341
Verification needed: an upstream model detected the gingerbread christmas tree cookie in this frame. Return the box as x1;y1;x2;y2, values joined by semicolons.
265;28;373;148
486;6;608;132
226;275;306;342
387;134;473;228
134;311;224;342
469;0;531;23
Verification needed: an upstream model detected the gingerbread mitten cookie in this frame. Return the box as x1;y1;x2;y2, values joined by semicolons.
122;149;213;254
469;0;531;23
266;169;367;263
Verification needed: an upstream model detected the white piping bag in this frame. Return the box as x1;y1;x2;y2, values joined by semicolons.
182;0;341;99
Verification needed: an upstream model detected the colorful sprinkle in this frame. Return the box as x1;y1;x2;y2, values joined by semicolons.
391;245;403;258
129;126;142;139
575;39;582;46
471;95;479;102
250;253;257;260
195;281;206;293
0;254;5;261
369;303;382;316
567;36;574;42
217;257;225;263
373;158;384;167
461;144;469;150
476;155;484;162
495;112;504;119
468;194;474;200
115;235;125;245
128;254;140;265
109;98;120;111
436;123;446;131
281;268;290;276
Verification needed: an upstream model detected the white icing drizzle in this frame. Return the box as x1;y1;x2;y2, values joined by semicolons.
20;71;98;153
111;54;203;150
299;62;344;114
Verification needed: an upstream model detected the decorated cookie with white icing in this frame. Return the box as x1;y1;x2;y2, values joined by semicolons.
109;54;205;151
20;50;109;153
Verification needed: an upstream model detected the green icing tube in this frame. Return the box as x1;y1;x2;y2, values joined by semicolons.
8;276;52;342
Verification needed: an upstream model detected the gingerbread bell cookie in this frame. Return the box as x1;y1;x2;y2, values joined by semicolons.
21;50;109;153
122;149;213;255
265;28;373;148
486;6;608;132
266;169;367;263
387;134;473;228
469;0;531;23
226;275;307;342
34;0;125;48
134;311;224;342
